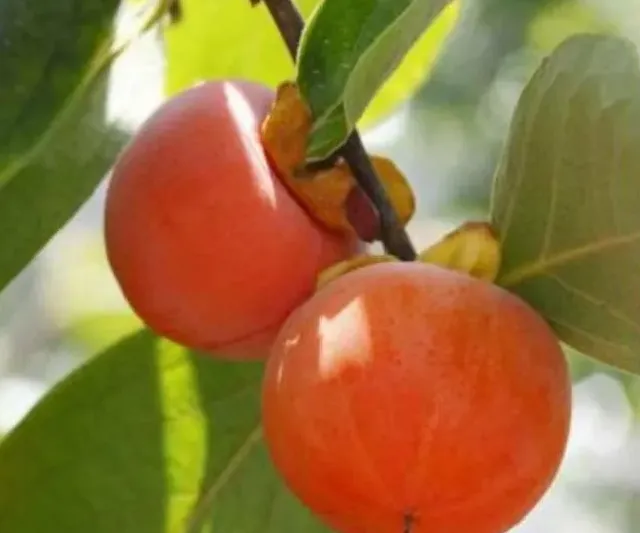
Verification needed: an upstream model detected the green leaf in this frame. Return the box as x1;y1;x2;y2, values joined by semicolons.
491;34;640;375
65;312;144;354
529;1;616;54
0;330;329;533
164;0;458;137
0;1;162;293
297;0;454;161
164;0;317;93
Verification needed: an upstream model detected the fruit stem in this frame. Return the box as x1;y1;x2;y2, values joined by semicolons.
403;513;414;533
168;0;183;23
250;0;418;261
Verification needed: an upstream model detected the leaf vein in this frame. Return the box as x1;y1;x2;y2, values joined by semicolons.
545;316;632;353
548;273;640;334
498;70;550;244
540;94;566;257
606;129;623;235
181;426;263;533
499;230;640;286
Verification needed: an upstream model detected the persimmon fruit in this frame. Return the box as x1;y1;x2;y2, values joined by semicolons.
262;262;571;533
104;79;359;359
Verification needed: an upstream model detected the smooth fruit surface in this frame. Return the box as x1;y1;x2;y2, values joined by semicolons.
104;79;358;358
262;262;571;533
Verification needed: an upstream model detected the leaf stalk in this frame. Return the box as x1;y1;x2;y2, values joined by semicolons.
250;0;417;261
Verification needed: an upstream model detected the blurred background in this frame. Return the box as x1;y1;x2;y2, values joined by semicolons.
0;0;639;531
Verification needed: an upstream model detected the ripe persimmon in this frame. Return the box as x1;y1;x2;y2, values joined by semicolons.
104;80;359;359
262;262;571;533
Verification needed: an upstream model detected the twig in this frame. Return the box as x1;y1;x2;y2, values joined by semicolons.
168;0;183;23
251;0;303;61
251;0;417;261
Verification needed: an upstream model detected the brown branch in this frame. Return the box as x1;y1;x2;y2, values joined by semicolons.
168;0;183;23
251;0;417;261
251;0;304;61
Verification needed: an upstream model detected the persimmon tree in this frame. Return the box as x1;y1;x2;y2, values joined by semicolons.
0;1;638;533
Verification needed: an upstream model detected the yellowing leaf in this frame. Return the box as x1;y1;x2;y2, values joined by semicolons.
317;254;398;290
419;221;501;282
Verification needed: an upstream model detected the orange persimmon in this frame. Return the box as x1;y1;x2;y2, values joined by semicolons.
104;80;359;358
262;262;571;533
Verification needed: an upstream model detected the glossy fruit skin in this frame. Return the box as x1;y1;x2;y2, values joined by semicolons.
262;262;571;533
104;80;359;359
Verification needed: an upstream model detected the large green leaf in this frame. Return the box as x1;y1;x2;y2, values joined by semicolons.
491;34;640;375
0;2;115;172
297;0;453;161
0;1;162;293
164;0;316;93
164;0;459;134
0;330;329;533
65;312;144;354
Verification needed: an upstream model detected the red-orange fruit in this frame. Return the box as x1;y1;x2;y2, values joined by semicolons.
104;80;359;359
262;262;571;533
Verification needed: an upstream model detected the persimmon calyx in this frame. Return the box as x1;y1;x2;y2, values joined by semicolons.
260;82;310;175
316;254;398;290
317;221;501;289
419;221;501;282
260;82;415;239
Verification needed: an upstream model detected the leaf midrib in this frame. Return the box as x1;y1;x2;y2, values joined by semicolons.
499;230;640;287
181;425;263;533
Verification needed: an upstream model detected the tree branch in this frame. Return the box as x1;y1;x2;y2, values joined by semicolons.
251;0;417;261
